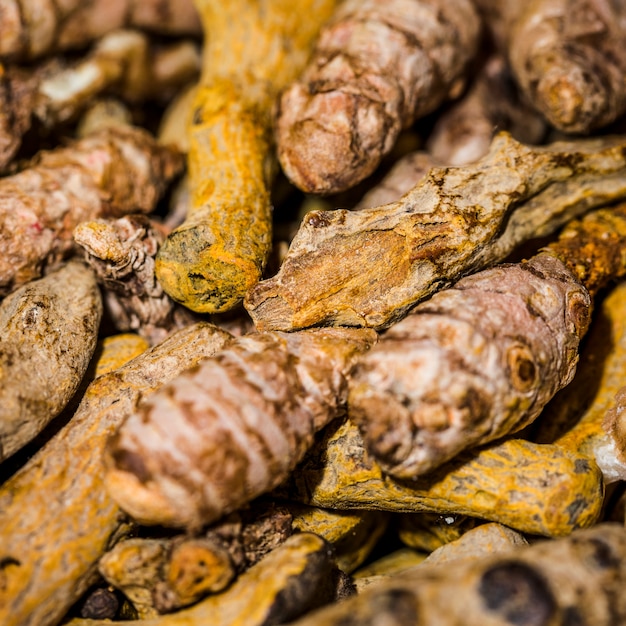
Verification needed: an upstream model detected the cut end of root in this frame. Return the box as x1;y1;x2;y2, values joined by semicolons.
156;228;262;314
535;65;608;133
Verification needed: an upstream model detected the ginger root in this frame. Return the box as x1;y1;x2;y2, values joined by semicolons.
275;0;481;194
105;327;376;529
0;123;184;296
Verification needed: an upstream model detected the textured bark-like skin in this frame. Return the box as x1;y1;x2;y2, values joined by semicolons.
283;417;604;537
74;215;200;346
507;0;626;133
349;254;589;477
245;133;626;332
275;0;481;194
69;533;338;626
287;523;626;626
0;124;184;296
105;327;377;528
154;0;339;314
0;0;201;62
0;260;102;461
0;323;232;626
290;504;389;573
34;30;201;126
542;203;626;301
534;248;626;482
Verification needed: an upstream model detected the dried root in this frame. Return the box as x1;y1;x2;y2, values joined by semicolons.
0;124;184;296
0;260;102;461
74;215;200;345
246;133;626;332
349;201;626;478
154;0;339;314
98;502;292;616
68;533;340;626
34;30;201;127
534;269;626;483
287;523;626;626
355;53;547;210
507;0;626;133
104;327;376;529
275;0;481;194
283;416;603;537
348;253;589;477
0;323;232;626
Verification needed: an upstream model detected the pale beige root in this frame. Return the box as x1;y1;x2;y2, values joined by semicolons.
0;260;102;461
421;523;528;566
99;537;170;619
69;533;339;626
99;501;293;616
426;54;547;165
534;281;626;482
603;385;626;478
275;0;481;194
287;523;626;626
0;32;199;169
154;0;340;315
74;215;201;346
282;417;603;537
289;505;389;573
0;124;184;296
245;133;626;332
0;323;233;626
93;333;150;378
348;254;589;478
507;0;626;133
397;513;478;553
105;327;376;529
0;0;201;62
34;30;201;126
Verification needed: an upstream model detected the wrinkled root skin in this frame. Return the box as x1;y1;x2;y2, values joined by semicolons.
348;254;589;478
276;0;481;194
105;327;376;529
